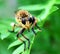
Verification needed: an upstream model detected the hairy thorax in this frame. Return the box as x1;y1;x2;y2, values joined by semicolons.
15;10;32;29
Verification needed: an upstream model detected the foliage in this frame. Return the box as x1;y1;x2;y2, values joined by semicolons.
0;0;60;54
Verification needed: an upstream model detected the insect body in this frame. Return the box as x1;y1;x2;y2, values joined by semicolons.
9;10;41;51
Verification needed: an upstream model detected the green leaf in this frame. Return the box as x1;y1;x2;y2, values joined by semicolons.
12;44;24;54
18;4;46;11
0;39;12;54
12;44;30;54
55;0;60;4
37;0;56;25
0;24;10;40
49;6;59;15
1;32;10;40
0;18;14;40
8;40;22;49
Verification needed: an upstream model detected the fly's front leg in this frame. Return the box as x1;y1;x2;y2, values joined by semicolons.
8;22;16;32
8;22;19;33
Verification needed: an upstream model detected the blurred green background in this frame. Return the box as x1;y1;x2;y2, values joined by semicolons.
0;0;60;54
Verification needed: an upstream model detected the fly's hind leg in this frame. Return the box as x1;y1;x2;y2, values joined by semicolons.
17;28;26;51
31;21;41;35
22;34;30;49
32;26;36;35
